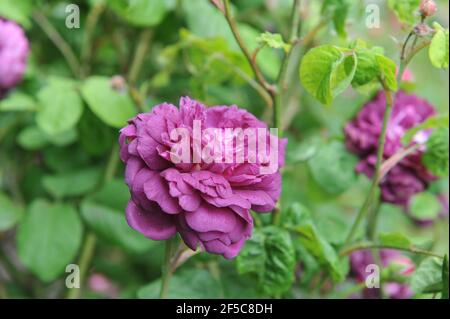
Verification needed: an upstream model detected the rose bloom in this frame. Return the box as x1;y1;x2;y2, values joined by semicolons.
345;91;437;206
119;97;286;258
350;249;415;299
0;18;29;97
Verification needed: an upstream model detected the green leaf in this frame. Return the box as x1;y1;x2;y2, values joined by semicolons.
300;45;357;105
352;48;379;86
238;24;282;79
182;1;280;79
443;255;449;299
285;203;347;282
260;227;296;296
17;125;78;150
78;109;114;156
36;79;84;136
256;32;290;52
17;126;49;150
0;92;36;112
378;232;412;249
81;76;136;128
286;135;320;164
138;268;222;299
80;180;154;253
322;0;350;38
388;0;420;26
411;257;443;294
236;231;266;275
0;192;22;231
410;192;442;221
42;168;102;199
17;200;83;282
0;1;33;28
423;128;449;177
307;141;358;195
316;210;352;245
43;145;90;173
108;0;170;27
402;115;449;145
376;54;398;91
237;226;296;296
429;25;449;69
182;0;234;44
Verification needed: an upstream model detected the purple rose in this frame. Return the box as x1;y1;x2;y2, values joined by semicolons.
0;18;29;96
345;91;437;206
350;249;414;299
119;97;286;259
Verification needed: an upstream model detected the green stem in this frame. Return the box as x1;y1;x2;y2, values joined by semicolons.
207;54;273;108
80;2;106;78
66;144;119;299
128;28;154;85
340;242;445;259
66;233;96;299
159;236;179;299
288;0;302;43
223;0;274;97
343;88;393;246
32;11;82;79
127;28;153;112
366;197;381;240
342;32;431;248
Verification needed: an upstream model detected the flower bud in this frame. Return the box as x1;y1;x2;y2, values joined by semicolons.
110;75;127;92
419;0;437;18
414;23;433;37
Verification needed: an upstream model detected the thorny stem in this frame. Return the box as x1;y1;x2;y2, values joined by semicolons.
342;28;431;248
274;0;302;133
223;0;275;98
32;11;82;79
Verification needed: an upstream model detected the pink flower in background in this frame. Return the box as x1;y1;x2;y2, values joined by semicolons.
396;68;414;82
345;91;437;206
350;249;414;299
119;97;286;259
88;273;119;298
0;18;29;96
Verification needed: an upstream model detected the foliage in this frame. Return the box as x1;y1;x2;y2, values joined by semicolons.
0;0;448;300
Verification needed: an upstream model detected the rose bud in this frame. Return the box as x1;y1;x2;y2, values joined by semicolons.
419;0;437;18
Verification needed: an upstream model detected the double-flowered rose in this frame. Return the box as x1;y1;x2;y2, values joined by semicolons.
0;18;29;97
350;249;415;299
345;91;437;206
119;97;286;258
